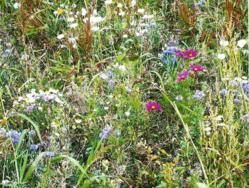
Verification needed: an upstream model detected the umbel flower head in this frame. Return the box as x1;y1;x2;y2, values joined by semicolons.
176;49;198;59
145;101;162;112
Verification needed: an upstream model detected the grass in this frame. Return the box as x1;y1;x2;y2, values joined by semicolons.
0;0;248;187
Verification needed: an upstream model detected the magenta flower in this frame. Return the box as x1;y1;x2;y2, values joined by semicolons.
189;64;205;73
177;70;189;82
145;101;162;112
176;49;198;59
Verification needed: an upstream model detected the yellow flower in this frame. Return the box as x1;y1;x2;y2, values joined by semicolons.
54;8;65;16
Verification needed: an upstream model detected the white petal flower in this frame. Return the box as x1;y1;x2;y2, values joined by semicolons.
105;0;112;5
81;8;87;16
69;22;78;29
237;39;248;48
13;2;21;9
57;34;65;40
117;3;123;8
131;0;136;7
217;53;226;60
125;111;130;117
138;9;145;14
219;39;229;47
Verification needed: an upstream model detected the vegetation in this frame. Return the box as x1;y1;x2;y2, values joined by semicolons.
0;0;248;187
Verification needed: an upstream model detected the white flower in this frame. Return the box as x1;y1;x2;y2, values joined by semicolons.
125;111;130;117
237;39;248;48
91;26;100;32
118;65;126;72
142;14;154;20
81;8;87;16
131;0;136;7
75;119;82;124
219;39;229;47
197;182;208;188
67;17;75;23
137;8;145;14
217;53;226;60
105;0;112;5
69;22;78;29
117;3;123;8
68;37;77;48
123;34;128;38
13;2;21;9
118;11;125;17
175;95;183;101
57;34;65;40
89;16;103;25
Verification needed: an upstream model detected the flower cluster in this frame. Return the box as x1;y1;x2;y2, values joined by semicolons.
13;89;64;113
177;64;205;82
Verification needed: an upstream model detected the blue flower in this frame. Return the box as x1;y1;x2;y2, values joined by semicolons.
30;144;40;152
7;130;21;145
43;151;55;158
99;125;112;140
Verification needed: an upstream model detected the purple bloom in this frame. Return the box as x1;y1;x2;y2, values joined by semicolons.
7;130;21;145
25;103;37;113
241;114;249;123
145;101;162;112
177;70;189;82
99;125;112;140
234;98;241;105
189;64;206;73
176;49;198;59
242;81;249;97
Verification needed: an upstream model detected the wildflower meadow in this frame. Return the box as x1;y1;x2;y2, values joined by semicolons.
0;0;248;187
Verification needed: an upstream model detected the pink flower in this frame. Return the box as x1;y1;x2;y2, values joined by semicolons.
176;49;198;59
189;64;205;73
177;70;189;82
145;101;162;112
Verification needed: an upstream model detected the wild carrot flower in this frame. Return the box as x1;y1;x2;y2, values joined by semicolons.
145;101;162;112
176;49;198;59
177;70;189;82
189;64;205;73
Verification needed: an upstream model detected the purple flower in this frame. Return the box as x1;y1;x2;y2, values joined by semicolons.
25;103;37;113
145;101;162;112
99;125;112;140
177;70;189;82
30;144;40;152
176;49;198;59
241;114;249;123
7;130;21;145
242;81;249;97
189;64;206;73
234;98;241;105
